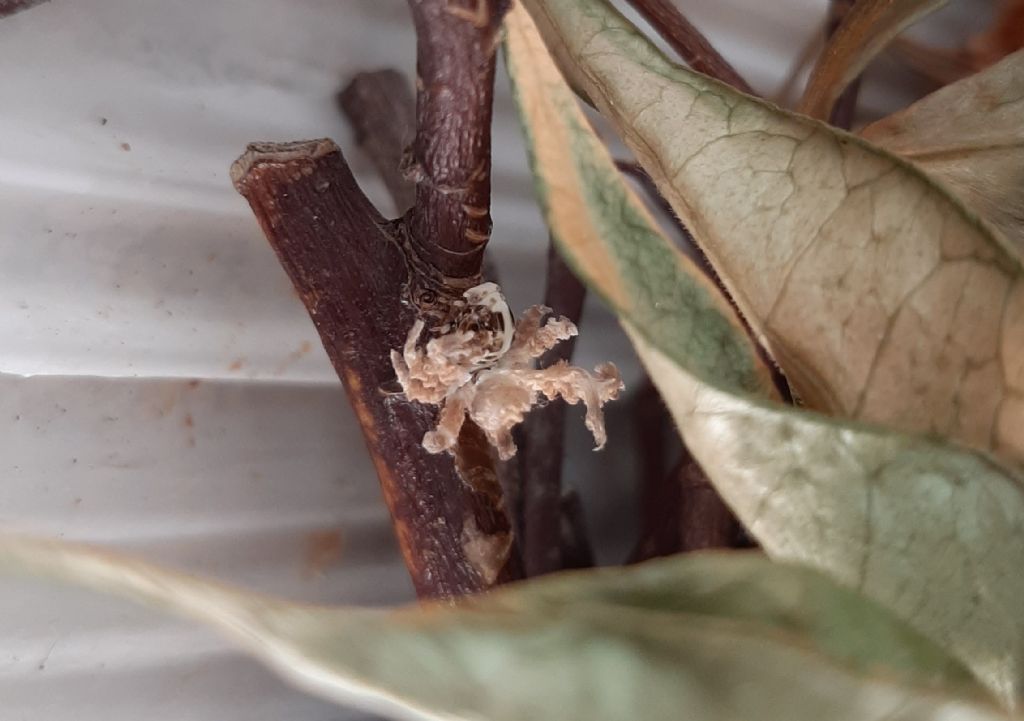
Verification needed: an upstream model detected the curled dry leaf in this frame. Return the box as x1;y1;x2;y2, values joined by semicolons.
521;0;1024;468
798;0;949;120
391;283;623;460
862;49;1024;255
0;535;1008;721
507;0;1024;704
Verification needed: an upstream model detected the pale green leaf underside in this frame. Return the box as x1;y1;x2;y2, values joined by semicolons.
514;0;1024;704
521;0;1024;468
629;330;1024;707
799;0;949;120
525;551;977;687
862;49;1024;256
0;535;1008;721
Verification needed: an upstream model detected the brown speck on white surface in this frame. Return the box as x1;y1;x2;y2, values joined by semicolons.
304;529;344;577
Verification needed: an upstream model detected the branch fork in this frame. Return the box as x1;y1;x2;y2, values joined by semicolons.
232;0;516;599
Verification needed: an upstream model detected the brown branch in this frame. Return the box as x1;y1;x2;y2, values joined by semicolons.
623;0;753;94
674;454;747;552
230;0;519;600
632;379;678;504
827;0;861;130
403;0;509;283
631;447;747;562
559;490;595;569
519;241;590;576
340;68;503;284
232;141;521;599
339;65;512;530
339;69;417;215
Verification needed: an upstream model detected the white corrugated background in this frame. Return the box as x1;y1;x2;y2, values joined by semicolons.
0;1;991;719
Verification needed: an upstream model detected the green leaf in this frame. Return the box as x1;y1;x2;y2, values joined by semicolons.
628;331;1024;706
862;49;1024;255
527;551;977;688
0;534;1007;720
520;0;1024;469
798;0;949;120
510;0;1024;704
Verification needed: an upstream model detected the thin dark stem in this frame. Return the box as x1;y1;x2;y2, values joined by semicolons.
404;0;509;282
828;79;861;130
632;380;678;500
631;447;747;562
560;490;595;569
339;69;417;215
675;454;747;552
826;0;861;130
628;379;679;563
520;241;590;576
828;76;861;130
623;0;753;94
232;140;522;599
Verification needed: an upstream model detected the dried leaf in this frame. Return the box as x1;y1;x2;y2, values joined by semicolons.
627;332;1024;706
0;535;1008;721
508;1;1024;704
798;0;949;120
521;0;1024;467
503;4;778;403
862;49;1024;255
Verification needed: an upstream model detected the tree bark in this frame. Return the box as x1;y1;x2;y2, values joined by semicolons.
232;1;519;599
233;141;521;599
403;0;509;283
